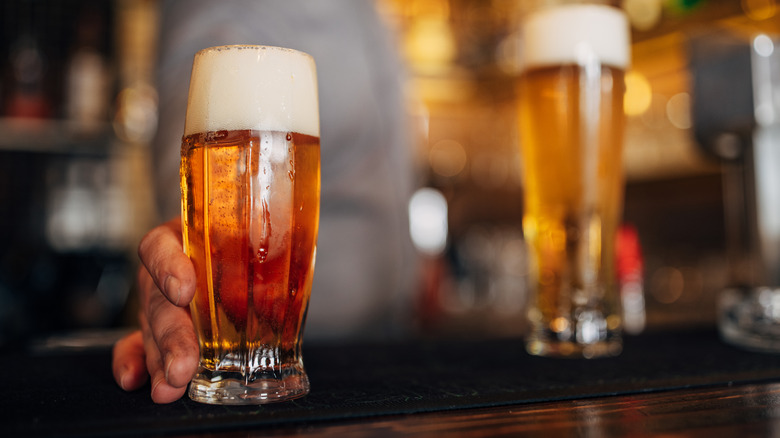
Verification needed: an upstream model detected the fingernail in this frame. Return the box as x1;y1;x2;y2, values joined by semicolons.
119;365;130;390
165;276;182;306
151;376;163;401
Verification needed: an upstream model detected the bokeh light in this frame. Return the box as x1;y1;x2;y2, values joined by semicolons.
409;187;449;256
624;70;653;116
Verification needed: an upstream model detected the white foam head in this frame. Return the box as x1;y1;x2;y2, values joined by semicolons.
184;45;319;137
521;4;630;70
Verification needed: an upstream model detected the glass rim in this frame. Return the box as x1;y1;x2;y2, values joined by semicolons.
194;44;314;62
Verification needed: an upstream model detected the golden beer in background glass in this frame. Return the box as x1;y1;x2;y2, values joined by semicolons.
518;5;630;358
181;45;320;404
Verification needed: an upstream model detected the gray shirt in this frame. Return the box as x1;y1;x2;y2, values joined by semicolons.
154;0;418;341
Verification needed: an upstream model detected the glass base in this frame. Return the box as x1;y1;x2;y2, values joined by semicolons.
188;366;310;405
525;310;622;358
719;287;780;353
526;337;622;358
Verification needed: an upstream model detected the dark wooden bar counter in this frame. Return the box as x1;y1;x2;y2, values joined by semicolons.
263;382;780;437
7;328;780;437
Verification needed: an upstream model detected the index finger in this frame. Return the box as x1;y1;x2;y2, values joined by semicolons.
138;218;196;307
112;330;149;391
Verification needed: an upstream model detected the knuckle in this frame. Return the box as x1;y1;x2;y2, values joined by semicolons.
138;227;160;261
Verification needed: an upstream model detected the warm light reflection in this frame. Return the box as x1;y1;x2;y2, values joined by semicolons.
551;317;570;333
400;0;456;75
742;0;777;21
650;266;685;304
429;139;467;177
624;71;652;116
622;0;663;31
471;152;509;189
113;83;158;143
666;92;692;129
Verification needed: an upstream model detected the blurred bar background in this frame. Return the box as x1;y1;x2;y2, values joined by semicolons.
0;0;778;347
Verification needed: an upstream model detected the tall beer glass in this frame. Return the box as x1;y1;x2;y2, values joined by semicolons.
518;4;630;358
181;45;320;404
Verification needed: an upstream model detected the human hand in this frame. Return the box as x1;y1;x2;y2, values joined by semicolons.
111;218;200;403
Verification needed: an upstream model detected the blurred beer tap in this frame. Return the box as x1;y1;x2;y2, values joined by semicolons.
691;29;780;352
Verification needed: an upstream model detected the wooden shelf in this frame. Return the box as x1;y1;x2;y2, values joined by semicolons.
0;118;114;155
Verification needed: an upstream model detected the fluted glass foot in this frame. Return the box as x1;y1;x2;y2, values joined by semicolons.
526;310;622;358
720;287;780;353
188;366;309;405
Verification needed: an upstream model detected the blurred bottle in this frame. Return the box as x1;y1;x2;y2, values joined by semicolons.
4;35;51;119
64;7;111;134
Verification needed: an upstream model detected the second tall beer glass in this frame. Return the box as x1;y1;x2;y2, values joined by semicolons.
181;46;320;404
518;5;630;358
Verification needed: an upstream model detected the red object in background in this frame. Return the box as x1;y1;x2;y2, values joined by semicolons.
5;92;52;119
617;223;646;334
617;223;643;282
4;37;53;120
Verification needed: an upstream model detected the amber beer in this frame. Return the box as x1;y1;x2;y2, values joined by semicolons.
180;46;320;404
518;5;630;358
